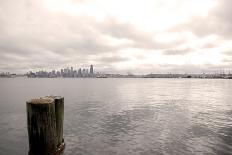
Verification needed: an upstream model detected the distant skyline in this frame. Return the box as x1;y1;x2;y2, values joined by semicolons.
0;0;232;74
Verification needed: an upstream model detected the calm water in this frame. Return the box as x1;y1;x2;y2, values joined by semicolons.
0;78;232;155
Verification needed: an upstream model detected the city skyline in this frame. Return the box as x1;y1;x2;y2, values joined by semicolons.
1;63;232;78
0;0;232;74
27;65;95;78
2;65;232;76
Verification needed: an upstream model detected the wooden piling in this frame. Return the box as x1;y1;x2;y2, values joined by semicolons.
26;96;65;155
49;96;64;147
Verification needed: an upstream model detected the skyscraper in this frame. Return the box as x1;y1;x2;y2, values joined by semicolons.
71;67;74;77
90;65;93;74
78;68;82;77
61;69;64;77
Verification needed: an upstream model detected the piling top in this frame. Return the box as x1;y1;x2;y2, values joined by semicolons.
45;96;63;100
27;98;54;104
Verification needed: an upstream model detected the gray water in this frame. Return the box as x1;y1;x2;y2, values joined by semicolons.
0;78;232;155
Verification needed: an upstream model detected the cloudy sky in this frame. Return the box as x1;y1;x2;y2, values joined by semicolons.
0;0;232;74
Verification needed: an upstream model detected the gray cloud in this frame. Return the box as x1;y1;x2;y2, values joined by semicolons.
222;51;232;56
201;43;218;49
98;55;129;63
171;0;232;39
163;48;194;55
98;18;184;50
0;0;232;73
0;0;184;73
222;51;232;64
0;1;123;72
222;58;232;63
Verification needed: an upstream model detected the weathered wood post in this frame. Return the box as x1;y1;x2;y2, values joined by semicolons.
26;96;65;155
50;96;64;149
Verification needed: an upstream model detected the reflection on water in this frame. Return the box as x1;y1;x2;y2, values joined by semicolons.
0;78;232;155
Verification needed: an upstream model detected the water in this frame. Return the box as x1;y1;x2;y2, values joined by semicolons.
0;78;232;155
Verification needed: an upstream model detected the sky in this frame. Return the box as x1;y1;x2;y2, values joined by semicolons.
0;0;232;74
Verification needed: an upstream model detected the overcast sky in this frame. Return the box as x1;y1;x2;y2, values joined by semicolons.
0;0;232;74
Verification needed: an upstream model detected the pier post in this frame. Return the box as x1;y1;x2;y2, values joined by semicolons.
26;96;65;155
50;96;64;147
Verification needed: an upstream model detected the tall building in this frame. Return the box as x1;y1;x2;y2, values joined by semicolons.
71;67;74;77
90;65;93;74
52;70;56;77
64;68;68;77
73;70;77;77
78;68;82;77
71;67;73;74
61;69;64;77
67;68;71;77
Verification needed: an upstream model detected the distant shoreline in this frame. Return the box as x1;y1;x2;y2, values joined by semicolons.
1;75;232;79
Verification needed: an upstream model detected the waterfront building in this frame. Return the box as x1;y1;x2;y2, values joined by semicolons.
73;70;78;77
61;69;64;77
90;65;93;74
71;67;74;77
57;71;61;77
78;68;82;77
